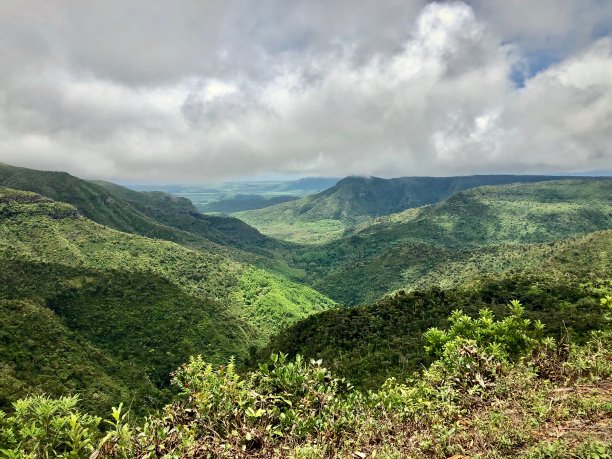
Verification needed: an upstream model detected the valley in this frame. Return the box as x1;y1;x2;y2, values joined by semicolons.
0;165;610;457
235;175;579;243
131;177;340;214
3;3;612;456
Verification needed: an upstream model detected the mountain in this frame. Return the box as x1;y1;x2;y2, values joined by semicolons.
0;187;335;411
91;179;272;249
235;175;573;243
278;176;340;192
200;194;300;214
0;163;286;253
0;163;304;278
263;230;612;388
292;179;612;305
130;177;340;213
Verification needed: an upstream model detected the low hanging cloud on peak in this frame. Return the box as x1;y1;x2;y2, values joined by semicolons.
0;0;611;182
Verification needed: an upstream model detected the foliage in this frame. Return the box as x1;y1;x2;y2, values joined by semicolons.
424;301;544;361
0;299;160;415
264;268;609;388
3;303;611;458
237;175;572;244
0;395;101;458
0;187;334;412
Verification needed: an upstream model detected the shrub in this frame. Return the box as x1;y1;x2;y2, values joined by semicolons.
422;301;545;395
424;300;544;361
0;395;101;458
3;300;610;458
131;353;360;457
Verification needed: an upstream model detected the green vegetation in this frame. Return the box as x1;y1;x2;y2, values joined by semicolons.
237;175;571;243
200;194;300;214
0;163;610;458
0;299;161;414
293;179;612;305
264;230;611;387
132;177;339;212
2;302;611;457
0;187;334;412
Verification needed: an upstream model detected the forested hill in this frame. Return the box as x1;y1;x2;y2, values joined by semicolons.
293;179;612;305
263;230;612;388
0;166;611;458
0;163;276;252
235;175;573;243
0;187;335;412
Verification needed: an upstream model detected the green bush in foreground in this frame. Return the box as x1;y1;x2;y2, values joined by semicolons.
0;395;101;458
1;301;611;458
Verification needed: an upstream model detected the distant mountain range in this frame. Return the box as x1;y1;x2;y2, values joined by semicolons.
130;177;340;214
235;175;579;242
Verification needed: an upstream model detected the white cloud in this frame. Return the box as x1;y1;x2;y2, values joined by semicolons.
0;1;610;181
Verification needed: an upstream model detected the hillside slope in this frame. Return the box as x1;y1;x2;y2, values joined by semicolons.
0;163;280;254
92;180;272;249
0;299;161;414
0;163;311;283
294;179;612;304
0;188;335;410
236;175;571;243
265;230;612;387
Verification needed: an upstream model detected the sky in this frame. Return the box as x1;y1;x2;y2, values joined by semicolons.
0;0;611;182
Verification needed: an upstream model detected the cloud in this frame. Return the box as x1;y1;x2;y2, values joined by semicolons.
0;1;610;181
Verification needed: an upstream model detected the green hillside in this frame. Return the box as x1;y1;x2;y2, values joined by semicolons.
236;175;571;243
294;179;612;305
200;194;300;214
92;180;272;250
264;230;612;388
131;177;339;212
0;187;335;411
0;163;311;284
0;299;162;414
0;163;278;254
4;300;611;458
0;163;183;241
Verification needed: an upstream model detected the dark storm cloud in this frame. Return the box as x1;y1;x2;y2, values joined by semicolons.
0;0;611;181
